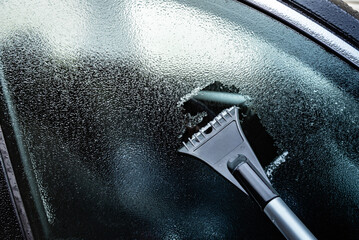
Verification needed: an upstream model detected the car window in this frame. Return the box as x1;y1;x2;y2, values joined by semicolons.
0;0;358;239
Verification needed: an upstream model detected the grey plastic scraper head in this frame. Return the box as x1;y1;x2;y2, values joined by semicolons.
179;106;269;194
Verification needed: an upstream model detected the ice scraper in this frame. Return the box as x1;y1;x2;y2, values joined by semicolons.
179;106;316;240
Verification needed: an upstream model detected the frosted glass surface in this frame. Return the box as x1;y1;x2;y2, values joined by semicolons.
0;0;358;239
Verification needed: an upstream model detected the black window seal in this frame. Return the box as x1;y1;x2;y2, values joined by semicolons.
0;126;34;240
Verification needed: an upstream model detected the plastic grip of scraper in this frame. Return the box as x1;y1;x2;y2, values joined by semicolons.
228;155;279;209
228;155;316;240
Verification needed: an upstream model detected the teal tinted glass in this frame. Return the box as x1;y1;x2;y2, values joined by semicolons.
0;0;358;239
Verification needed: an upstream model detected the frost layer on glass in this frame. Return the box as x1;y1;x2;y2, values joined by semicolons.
0;0;358;239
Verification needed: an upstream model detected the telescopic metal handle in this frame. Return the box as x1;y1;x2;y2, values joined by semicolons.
264;197;316;240
227;155;317;240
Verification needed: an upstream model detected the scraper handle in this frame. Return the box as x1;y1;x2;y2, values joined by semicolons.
264;197;316;240
228;155;316;240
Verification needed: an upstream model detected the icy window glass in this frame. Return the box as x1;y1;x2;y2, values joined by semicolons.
0;0;358;239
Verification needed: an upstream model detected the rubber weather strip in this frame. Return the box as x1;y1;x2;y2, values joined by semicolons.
0;126;34;240
240;0;359;69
